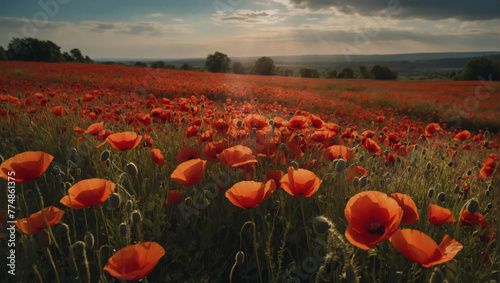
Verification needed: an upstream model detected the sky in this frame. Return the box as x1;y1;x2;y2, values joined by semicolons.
0;0;499;59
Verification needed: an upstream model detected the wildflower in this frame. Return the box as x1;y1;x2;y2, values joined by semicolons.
0;151;54;184
428;204;456;226
16;206;65;234
60;179;116;209
280;167;322;197
225;180;275;208
171;159;207;186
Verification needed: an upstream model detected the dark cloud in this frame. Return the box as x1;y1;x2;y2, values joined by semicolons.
288;0;500;21
84;21;186;35
213;9;283;24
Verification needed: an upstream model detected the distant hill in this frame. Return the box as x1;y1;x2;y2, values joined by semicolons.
95;51;500;77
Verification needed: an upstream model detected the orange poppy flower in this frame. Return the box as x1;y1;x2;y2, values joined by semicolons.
104;242;165;281
204;140;227;162
459;208;487;228
60;179;116;210
323;145;355;161
389;229;463;267
280;167;322;197
84;122;104;135
425;123;443;138
16;206;64;234
97;132;142;151
151;149;165;167
177;147;201;163
264;169;284;189
225;180;276;209
185;125;199;139
50;106;66;117
165;190;183;204
288;115;311;131
171;159;207;186
218;145;258;169
391;193;419;225
346;166;369;182
428;204;456;226
479;156;497;180
244;114;271;132
344;191;403;250
363;138;381;155
0;151;54;184
454;130;471;141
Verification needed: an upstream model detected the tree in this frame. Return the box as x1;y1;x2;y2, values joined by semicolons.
370;65;398;80
63;52;74;62
0;46;7;60
299;68;320;78
337;66;355;79
255;56;275;76
233;62;246;74
8;37;64;62
460;56;499;81
205;51;231;73
326;69;337;79
150;61;166;68
358;65;373;79
84;56;94;63
181;63;194;71
70;48;85;62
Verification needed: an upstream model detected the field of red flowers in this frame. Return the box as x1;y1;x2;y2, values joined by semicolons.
0;61;498;282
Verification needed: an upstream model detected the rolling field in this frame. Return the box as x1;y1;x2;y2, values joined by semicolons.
0;61;499;282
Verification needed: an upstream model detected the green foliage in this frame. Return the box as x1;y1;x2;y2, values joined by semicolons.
134;62;148;68
232;62;246;74
6;37;92;63
370;64;398;80
255;56;275;76
326;69;337;79
337;66;355;79
0;46;7;61
298;68;320;78
358;65;374;79
150;61;166;69
205;51;231;73
460;56;500;81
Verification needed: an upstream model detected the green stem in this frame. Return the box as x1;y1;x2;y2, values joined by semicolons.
249;210;263;283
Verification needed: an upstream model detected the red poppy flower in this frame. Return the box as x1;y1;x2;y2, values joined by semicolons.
151;149;165;167
363;138;381;155
479;156;497;180
391;193;419;225
454;130;471;141
177;147;201;163
459;208;487;228
165;190;183;204
244;114;271;132
97;132;142;151
346;166;369;182
344;191;403;250
323;145;355;161
185;125;199;139
204;140;227;162
142;134;153;148
104;242;165;281
60;179;116;209
84;122;104;135
0;151;54;184
225;180;276;209
288;116;311;131
50;106;66;117
218;145;258;169
389;229;462;267
16;206;64;234
428;204;456;226
264;169;284;189
280;167;322;197
425;123;443;138
171;159;207;186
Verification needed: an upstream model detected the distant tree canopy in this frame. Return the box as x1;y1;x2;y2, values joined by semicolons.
460;56;499;81
0;46;7;61
299;68;320;78
233;62;246;74
326;69;337;79
255;56;275;76
6;37;92;63
276;67;293;77
370;64;398;80
358;65;374;79
150;61;166;69
205;51;231;73
337;66;355;79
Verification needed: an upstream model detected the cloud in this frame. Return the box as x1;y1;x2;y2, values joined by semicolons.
287;0;500;21
172;18;184;22
82;21;190;35
211;9;285;25
147;13;164;18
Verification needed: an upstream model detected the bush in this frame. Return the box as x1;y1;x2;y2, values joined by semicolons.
460;56;499;81
255;57;275;76
370;65;398;80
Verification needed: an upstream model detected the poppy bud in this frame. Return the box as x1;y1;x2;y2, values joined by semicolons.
426;162;432;171
438;192;446;202
236;120;243;127
69;148;77;158
428;188;434;198
383;150;389;156
448;162;453;167
55;223;70;238
269;120;274;126
64;182;72;191
52;166;62;176
288;112;294;116
131;210;142;225
353;177;359;187
454;185;460;194
235;251;245;265
125;200;134;213
108;193;121;209
272;200;280;210
359;176;367;188
487;203;492;210
119;108;122;114
119;222;128;238
185;197;193;206
359;155;364;162
335;159;346;173
201;103;205;109
422;148;427;155
397;156;401;163
467;170;472;176
100;150;110;162
484;130;490;139
429;267;444;283
313;216;332;235
290;161;299;170
484;141;489;148
279;143;286;151
126;162;138;176
466;199;480;214
84;232;94;249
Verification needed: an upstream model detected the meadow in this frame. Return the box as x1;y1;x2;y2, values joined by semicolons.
0;61;498;282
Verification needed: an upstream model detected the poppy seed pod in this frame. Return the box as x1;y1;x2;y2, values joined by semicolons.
125;200;133;213
359;155;364;162
279;143;287;151
185;197;193;206
290;161;299;170
454;185;460;194
100;150;110;162
313;216;332;235
426;162;432;171
487;203;492;210
108;193;121;209
335;159;346;172
119;222;128;238
467;170;472;176
428;188;435;198
359;176;368;188
84;232;95;249
126;162;138;176
466;199;480;214
235;251;245;265
353;177;359;187
236;120;243;127
484;141;489;148
438;192;446;202
69;148;77;158
131;210;142;225
422;148;427;155
383;150;389;156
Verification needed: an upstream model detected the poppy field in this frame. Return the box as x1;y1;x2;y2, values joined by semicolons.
0;61;499;282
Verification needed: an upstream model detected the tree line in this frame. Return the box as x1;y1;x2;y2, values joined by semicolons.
0;37;93;63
